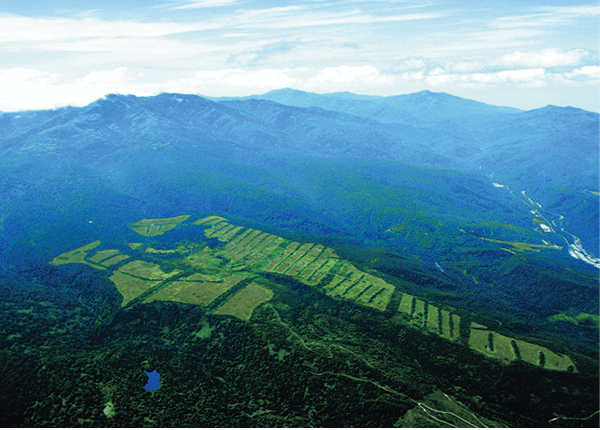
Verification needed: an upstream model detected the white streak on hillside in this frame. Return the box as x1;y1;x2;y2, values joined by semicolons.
522;190;542;208
490;178;599;269
567;235;600;269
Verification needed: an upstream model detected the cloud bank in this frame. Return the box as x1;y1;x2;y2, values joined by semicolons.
1;46;598;112
0;2;597;112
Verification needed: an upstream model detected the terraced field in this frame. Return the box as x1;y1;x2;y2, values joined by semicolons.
130;215;191;237
397;293;576;372
48;214;578;373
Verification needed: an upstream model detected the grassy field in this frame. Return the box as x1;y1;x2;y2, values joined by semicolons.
45;213;587;374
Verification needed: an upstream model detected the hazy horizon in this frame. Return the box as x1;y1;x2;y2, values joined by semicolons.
3;87;600;115
1;0;598;112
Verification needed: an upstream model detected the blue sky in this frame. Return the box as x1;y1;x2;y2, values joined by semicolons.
0;0;598;112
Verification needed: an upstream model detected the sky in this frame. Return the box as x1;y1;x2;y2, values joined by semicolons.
0;0;598;112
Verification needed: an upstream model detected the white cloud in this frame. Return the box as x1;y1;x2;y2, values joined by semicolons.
425;67;453;85
394;70;425;81
77;67;128;85
1;64;598;112
173;0;237;9
222;33;253;38
162;68;299;96
0;67;147;112
228;7;440;30
308;66;389;85
492;5;600;30
465;69;546;85
241;6;305;16
492;13;565;29
449;60;486;73
0;13;215;43
229;39;302;66
447;49;591;73
0;67;59;85
0;68;65;111
0;4;440;47
498;48;588;69
416;27;552;62
535;5;600;17
393;57;427;72
0;8;437;77
566;65;600;79
424;68;547;88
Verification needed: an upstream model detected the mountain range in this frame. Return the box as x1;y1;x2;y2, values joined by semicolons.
1;89;597;346
0;88;598;427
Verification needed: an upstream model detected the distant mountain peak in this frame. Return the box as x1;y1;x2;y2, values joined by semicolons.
265;87;303;95
524;104;599;119
538;104;591;113
415;89;435;96
403;89;472;102
101;93;138;102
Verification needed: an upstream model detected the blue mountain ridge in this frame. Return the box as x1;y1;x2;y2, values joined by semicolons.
208;88;522;124
0;91;597;335
209;89;599;255
0;90;597;427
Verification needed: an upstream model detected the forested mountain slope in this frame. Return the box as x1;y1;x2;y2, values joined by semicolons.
0;91;597;427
